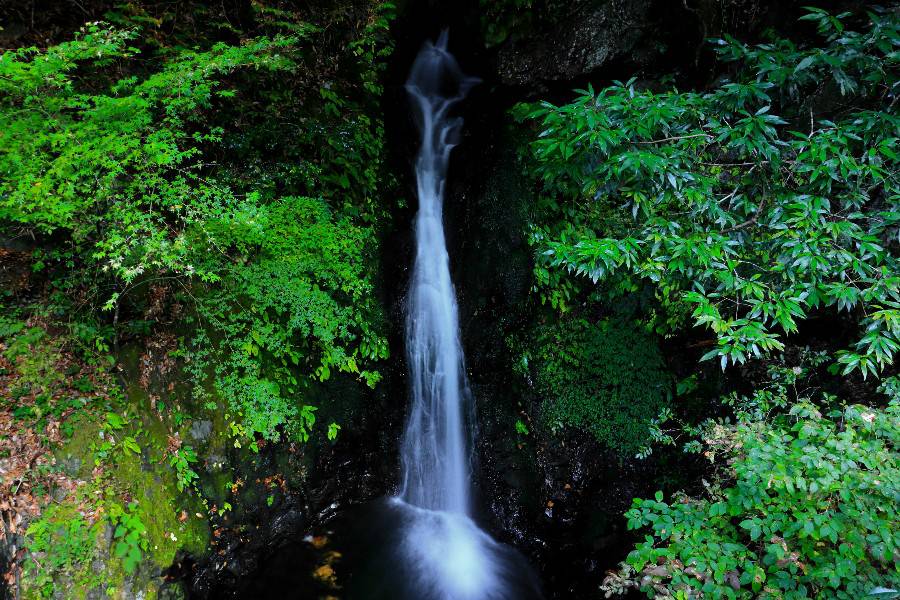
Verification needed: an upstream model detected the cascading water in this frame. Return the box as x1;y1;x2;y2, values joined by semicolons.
381;33;541;600
337;34;540;600
399;30;478;517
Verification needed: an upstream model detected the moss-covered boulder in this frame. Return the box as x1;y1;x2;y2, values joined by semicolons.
22;398;208;600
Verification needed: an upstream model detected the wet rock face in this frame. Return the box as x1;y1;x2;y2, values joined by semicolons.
438;111;650;598
476;400;670;597
494;0;656;88
182;384;402;599
181;499;306;598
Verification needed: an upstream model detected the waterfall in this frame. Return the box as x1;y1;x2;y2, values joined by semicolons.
392;33;500;600
368;33;539;600
399;30;478;515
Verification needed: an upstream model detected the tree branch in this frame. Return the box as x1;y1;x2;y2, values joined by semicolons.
722;197;767;233
636;133;711;145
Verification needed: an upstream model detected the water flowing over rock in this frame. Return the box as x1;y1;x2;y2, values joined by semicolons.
390;32;541;600
399;31;479;513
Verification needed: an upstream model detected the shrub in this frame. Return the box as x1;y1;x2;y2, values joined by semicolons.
0;1;396;443
518;317;671;454
609;390;899;599
515;7;899;377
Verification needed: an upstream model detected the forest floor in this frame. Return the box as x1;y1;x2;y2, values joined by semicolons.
0;315;114;590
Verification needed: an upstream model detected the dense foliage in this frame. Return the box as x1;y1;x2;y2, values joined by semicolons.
516;7;899;377
516;6;900;598
515;317;671;453
0;2;395;444
604;366;899;599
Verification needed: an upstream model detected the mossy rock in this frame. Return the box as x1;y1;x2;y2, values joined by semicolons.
518;316;672;454
25;402;209;599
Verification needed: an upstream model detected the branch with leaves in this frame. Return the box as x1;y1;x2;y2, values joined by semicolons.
515;7;899;377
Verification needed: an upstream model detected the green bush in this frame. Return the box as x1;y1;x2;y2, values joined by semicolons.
607;387;899;599
188;194;389;442
24;504;105;598
515;7;899;377
0;1;396;443
517;9;900;595
518;317;671;454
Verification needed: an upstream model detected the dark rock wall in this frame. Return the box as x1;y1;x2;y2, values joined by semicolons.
494;0;656;88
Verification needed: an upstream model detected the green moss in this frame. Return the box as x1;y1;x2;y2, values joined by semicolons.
518;317;672;454
4;326;63;395
30;396;209;599
108;442;208;564
21;501;105;600
54;411;99;479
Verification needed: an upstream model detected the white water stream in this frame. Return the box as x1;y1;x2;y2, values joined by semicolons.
399;30;478;516
393;33;513;600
